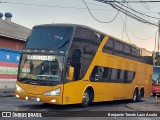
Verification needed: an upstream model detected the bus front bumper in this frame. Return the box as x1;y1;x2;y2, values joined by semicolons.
15;91;62;104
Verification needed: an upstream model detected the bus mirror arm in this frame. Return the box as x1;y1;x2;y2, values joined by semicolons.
66;66;74;80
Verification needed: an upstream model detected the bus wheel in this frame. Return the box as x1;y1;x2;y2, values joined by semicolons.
81;90;90;107
132;89;138;102
138;92;142;102
139;88;144;102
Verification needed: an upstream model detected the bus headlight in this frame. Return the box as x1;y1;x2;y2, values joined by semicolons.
16;84;25;93
44;88;60;96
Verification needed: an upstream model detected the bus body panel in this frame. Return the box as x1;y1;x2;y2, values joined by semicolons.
62;81;90;104
16;81;63;104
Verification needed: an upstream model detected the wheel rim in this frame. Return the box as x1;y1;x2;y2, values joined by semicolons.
83;92;89;105
133;91;136;101
139;91;142;101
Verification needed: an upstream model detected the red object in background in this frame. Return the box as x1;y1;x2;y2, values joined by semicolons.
152;84;160;96
152;66;160;96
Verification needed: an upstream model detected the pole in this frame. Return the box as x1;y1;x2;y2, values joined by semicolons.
158;13;160;53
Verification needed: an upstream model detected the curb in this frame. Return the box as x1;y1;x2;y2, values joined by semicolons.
0;89;15;97
125;101;160;111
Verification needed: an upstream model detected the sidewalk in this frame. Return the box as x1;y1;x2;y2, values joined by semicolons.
126;101;160;111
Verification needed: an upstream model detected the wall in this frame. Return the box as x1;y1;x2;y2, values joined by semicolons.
0;48;21;92
0;36;24;50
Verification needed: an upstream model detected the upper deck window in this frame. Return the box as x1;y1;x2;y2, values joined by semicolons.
25;26;74;50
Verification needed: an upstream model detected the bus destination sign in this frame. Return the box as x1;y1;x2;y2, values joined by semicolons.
27;55;55;61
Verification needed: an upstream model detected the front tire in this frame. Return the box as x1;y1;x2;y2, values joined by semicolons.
81;90;90;107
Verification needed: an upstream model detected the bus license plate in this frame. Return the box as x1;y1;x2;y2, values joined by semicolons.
30;97;37;101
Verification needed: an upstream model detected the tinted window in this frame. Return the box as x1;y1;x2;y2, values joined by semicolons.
124;44;131;54
25;26;73;50
67;27;102;80
102;67;112;82
90;66;112;82
90;66;135;83
102;37;153;65
110;69;118;82
127;71;135;83
114;41;124;57
131;46;140;61
103;38;114;54
124;44;131;59
152;67;160;82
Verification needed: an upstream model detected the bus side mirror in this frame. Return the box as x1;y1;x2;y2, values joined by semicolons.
66;66;74;80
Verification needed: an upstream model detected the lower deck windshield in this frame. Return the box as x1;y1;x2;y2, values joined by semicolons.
18;54;64;84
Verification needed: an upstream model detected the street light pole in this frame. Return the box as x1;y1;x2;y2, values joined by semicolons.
158;13;160;53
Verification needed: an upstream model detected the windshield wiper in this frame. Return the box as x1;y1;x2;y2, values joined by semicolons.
19;77;36;82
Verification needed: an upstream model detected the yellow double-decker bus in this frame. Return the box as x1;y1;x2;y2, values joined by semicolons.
16;24;153;107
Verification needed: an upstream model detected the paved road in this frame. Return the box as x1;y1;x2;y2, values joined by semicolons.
0;95;159;120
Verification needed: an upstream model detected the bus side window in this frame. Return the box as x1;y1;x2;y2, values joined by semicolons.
124;70;128;83
90;66;98;81
127;71;135;83
71;49;81;80
124;70;135;83
103;38;114;54
102;67;112;82
131;46;140;61
114;41;124;57
110;69;118;82
124;44;131;59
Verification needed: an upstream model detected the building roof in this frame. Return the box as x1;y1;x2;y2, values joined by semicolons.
0;19;31;41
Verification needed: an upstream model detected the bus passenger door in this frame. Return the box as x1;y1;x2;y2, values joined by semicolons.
90;66;104;102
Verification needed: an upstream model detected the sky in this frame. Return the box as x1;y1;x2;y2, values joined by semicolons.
0;0;160;51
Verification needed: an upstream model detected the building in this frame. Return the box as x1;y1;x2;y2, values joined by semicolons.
0;12;31;92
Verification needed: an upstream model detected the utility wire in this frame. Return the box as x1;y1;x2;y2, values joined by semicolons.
114;1;159;20
125;1;155;25
1;0;159;14
126;26;158;40
120;12;132;43
81;0;159;13
100;0;158;26
1;0;158;26
95;0;160;3
95;0;159;26
0;1;112;11
119;12;158;41
139;0;150;10
82;0;119;23
121;1;132;43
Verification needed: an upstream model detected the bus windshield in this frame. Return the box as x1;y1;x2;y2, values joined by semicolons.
152;67;160;83
18;54;64;84
25;26;73;50
152;67;160;85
